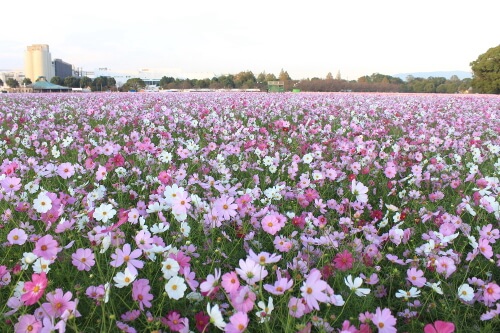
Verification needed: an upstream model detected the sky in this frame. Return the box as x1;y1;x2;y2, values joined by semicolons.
2;0;499;80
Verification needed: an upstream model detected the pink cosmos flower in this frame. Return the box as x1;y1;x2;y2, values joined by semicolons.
14;314;42;333
264;270;293;295
406;267;426;287
1;176;22;193
132;279;154;310
110;243;144;276
435;256;456;278
221;271;240;295
213;195;238;221
225;312;249;333
288;297;306;318
33;234;60;260
261;213;286;235
7;228;28;245
231;286;256;313
21;272;48;305
333;250;354;271
57;162;75;179
483;282;500;306
478;238;493;259
41;288;78;318
300;269;328;310
72;248;96;271
372;307;397;333
424;320;455;333
200;268;221;297
162;311;186;332
96;165;107;181
171;190;192;215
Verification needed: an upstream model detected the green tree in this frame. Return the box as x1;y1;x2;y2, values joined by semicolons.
22;78;32;86
51;76;63;85
159;76;175;88
470;44;500;94
122;78;146;91
6;78;20;88
80;76;92;88
234;71;256;88
326;72;333;80
63;76;79;88
278;69;292;81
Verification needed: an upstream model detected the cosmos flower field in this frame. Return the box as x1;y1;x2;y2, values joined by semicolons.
0;92;499;333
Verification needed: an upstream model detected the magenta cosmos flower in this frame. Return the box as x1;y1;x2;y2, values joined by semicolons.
424;320;455;333
213;195;238;221
41;288;78;318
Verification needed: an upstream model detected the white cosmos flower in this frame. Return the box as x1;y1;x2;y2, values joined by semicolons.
165;276;187;300
93;203;116;223
113;268;137;288
425;281;443;295
344;275;370;297
207;303;226;330
33;192;52;213
395;287;421;298
161;258;180;279
458;283;475;301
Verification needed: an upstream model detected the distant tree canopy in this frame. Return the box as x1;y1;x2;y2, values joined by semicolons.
470;44;500;94
22;78;32;86
6;78;19;88
51;76;63;85
122;78;146;92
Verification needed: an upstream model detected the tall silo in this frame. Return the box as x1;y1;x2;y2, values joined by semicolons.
24;44;54;82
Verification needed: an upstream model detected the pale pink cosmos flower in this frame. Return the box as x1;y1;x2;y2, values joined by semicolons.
171;190;192;215
351;180;368;203
482;282;500;306
248;249;281;266
7;228;28;245
14;314;42;333
478;238;493;259
57;162;75;179
71;248;95;271
261;213;286;235
406;267;426;287
264;270;293;295
288;297;306;318
213;195;238;221
231;286;256;313
225;312;249;333
435;256;456;278
301;269;328;310
235;258;268;285
41;288;78;318
200;268;221;296
1;176;22;193
110;243;144;276
372;307;397;333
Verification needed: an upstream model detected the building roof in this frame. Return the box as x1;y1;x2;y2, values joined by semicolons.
31;80;70;90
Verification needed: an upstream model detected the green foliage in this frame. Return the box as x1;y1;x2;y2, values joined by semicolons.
121;77;146;91
22;78;32;86
470;44;500;94
80;76;93;88
6;77;19;88
63;76;80;88
51;76;63;85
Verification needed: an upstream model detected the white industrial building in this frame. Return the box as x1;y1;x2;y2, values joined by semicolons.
24;44;55;82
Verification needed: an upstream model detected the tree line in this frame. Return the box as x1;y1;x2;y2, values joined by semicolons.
1;44;498;93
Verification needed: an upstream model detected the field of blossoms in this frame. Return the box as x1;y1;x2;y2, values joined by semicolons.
0;92;499;333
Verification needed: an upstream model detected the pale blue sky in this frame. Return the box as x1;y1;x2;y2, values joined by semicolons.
2;0;499;80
